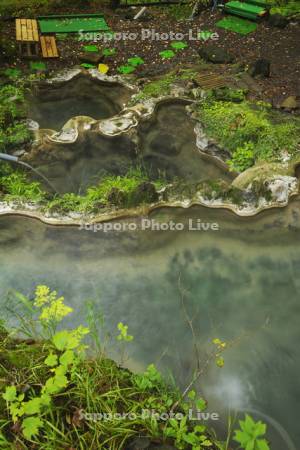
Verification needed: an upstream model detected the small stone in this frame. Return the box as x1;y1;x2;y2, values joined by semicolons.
79;52;103;65
198;45;234;64
248;59;270;78
127;437;151;450
269;13;289;28
280;96;299;110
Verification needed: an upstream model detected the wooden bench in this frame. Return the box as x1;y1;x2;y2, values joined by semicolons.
16;19;39;57
40;35;59;58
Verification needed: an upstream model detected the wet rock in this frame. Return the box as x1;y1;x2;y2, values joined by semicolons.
268;177;297;203
248;59;270;78
79;52;103;65
132;182;159;204
198;45;234;64
280;96;299;111
127;437;151;449
269;13;288;28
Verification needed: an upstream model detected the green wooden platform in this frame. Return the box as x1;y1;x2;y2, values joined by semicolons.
38;14;110;34
224;1;267;20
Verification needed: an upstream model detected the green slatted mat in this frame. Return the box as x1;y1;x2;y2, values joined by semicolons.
216;16;258;34
38;14;110;34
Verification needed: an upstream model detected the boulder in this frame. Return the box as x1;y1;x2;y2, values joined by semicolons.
248;59;270;78
79;51;103;65
269;13;289;28
280;96;299;111
198;45;234;64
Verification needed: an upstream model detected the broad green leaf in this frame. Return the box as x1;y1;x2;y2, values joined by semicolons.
60;350;75;367
44;353;58;367
256;439;270;450
23;398;42;415
195;398;207;411
52;330;78;351
3;386;17;402
188;389;196;400
22;417;43;440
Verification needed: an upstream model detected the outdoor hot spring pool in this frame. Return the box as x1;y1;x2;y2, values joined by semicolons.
1;75;299;449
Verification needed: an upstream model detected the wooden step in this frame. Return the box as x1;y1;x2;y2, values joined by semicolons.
40;35;59;58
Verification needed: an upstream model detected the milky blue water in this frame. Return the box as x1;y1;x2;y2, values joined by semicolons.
0;199;299;449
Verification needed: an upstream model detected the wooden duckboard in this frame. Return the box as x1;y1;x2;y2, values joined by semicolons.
40;35;59;58
16;19;39;42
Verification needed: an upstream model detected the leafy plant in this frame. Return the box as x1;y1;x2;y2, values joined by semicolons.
117;64;136;74
3;285;89;442
127;56;145;66
159;50;176;59
233;415;270;450
170;41;188;51
102;47;117;57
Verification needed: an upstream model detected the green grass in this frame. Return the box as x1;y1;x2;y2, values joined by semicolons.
197;97;300;171
0;83;31;153
0;287;226;449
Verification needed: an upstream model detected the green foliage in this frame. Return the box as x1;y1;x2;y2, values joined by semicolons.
270;0;300;17
170;41;188;51
103;47;117;57
166;4;192;20
234;415;270;450
0;83;31;152
1;171;46;202
127;56;144;66
159;50;176;60
118;65;136;74
116;322;134;342
198;98;300;171
45;168;162;213
227;142;255;172
164;416;212;450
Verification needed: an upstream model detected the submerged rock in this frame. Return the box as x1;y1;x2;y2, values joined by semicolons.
198;45;234;64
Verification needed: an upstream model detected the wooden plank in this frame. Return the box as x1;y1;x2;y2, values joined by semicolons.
40;36;58;58
26;19;33;41
32;19;39;42
40;36;47;57
50;37;58;57
16;19;22;40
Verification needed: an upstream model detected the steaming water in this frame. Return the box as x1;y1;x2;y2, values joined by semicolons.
27;74;132;130
0;200;299;448
2;77;299;448
27;101;234;194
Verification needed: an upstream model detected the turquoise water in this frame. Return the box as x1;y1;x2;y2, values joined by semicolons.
0;199;299;448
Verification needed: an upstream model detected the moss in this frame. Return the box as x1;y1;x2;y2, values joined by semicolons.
196;98;300;171
133;69;198;103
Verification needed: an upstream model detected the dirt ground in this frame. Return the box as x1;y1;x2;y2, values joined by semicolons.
1;6;299;104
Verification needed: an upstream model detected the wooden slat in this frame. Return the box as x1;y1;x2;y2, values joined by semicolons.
26;19;33;41
16;19;21;40
16;18;39;42
32;20;39;42
40;36;58;58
